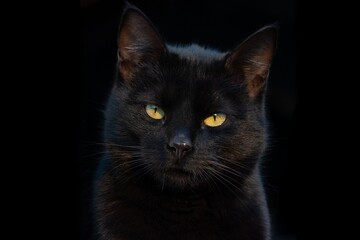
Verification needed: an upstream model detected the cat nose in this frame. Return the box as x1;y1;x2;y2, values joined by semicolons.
167;129;193;160
167;141;193;160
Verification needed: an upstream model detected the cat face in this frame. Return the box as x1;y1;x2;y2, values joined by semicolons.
103;7;277;191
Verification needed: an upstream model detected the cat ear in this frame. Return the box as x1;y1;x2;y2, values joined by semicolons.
225;25;278;98
117;6;167;81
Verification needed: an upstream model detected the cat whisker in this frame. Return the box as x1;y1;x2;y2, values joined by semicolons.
114;163;149;186
204;167;242;199
208;160;245;179
131;165;153;185
104;143;143;149
204;166;244;198
198;169;220;193
85;142;144;150
81;151;110;159
213;154;249;170
113;159;147;171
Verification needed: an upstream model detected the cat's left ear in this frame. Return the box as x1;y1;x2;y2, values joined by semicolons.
225;25;278;98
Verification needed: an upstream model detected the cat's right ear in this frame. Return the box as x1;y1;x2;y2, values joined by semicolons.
117;7;167;81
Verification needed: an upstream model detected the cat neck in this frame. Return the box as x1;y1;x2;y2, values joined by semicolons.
100;168;262;211
96;171;269;239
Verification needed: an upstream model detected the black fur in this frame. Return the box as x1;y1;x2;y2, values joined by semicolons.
94;5;277;240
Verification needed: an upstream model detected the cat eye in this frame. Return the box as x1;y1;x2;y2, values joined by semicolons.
145;104;165;120
203;114;227;127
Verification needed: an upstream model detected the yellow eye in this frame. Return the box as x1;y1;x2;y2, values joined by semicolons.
203;113;227;127
145;104;165;120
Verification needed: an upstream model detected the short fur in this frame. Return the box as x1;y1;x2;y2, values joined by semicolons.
94;5;277;240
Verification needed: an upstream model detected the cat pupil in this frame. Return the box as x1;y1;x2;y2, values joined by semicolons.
213;114;217;121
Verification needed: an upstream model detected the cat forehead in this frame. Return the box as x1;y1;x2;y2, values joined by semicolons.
167;44;227;63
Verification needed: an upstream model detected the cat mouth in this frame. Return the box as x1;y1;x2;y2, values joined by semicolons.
160;167;201;189
165;168;193;178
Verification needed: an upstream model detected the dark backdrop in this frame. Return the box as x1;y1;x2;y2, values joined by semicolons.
80;0;297;239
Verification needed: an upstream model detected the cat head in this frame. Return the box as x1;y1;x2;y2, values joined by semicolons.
103;6;277;191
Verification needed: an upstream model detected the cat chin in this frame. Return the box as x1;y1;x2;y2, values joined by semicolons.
154;168;201;190
165;167;193;177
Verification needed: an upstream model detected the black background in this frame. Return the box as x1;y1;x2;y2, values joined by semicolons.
80;0;297;239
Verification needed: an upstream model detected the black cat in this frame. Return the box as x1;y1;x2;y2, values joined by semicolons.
94;5;277;240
